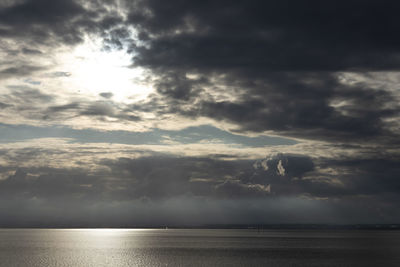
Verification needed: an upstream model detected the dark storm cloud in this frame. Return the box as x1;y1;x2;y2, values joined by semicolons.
0;169;100;199
306;158;400;197
154;72;207;101
102;26;133;50
0;153;321;206
121;0;400;143
0;0;126;49
0;152;399;225
101;156;259;199
0;156;259;201
129;72;399;142
2;0;397;143
0;152;312;202
2;152;395;203
0;0;91;45
254;153;315;179
128;0;400;71
254;152;400;200
1;0;398;143
248;153;400;200
249;153;319;196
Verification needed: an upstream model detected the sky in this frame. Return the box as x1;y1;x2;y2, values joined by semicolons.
0;0;399;227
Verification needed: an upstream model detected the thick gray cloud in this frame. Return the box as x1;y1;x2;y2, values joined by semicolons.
128;0;400;71
115;0;400;144
0;155;266;204
1;0;398;143
0;152;399;226
0;0;98;45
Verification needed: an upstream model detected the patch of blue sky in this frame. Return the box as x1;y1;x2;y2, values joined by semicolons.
0;123;297;147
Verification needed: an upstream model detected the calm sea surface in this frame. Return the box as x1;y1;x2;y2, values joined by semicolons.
0;229;399;266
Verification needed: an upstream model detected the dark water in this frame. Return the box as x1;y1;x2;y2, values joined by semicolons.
0;229;399;266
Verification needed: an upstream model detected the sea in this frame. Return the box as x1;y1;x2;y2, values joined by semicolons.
0;228;399;266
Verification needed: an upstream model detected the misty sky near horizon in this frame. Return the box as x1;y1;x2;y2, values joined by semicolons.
0;0;400;226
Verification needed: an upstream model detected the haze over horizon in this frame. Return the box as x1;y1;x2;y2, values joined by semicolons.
0;0;400;227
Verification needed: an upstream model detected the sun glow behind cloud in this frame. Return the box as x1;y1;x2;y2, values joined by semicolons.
58;36;152;103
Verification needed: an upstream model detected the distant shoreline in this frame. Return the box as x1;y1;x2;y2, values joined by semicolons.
1;224;399;230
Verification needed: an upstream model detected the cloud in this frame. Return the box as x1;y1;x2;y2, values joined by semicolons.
0;65;46;80
0;145;397;204
0;102;11;109
21;47;42;55
254;153;315;179
215;180;271;198
99;92;113;99
0;150;316;201
0;0;90;45
47;71;72;78
45;100;142;122
127;0;400;71
117;0;400;145
0;150;399;226
0;109;398;225
1;0;398;144
304;157;400;197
